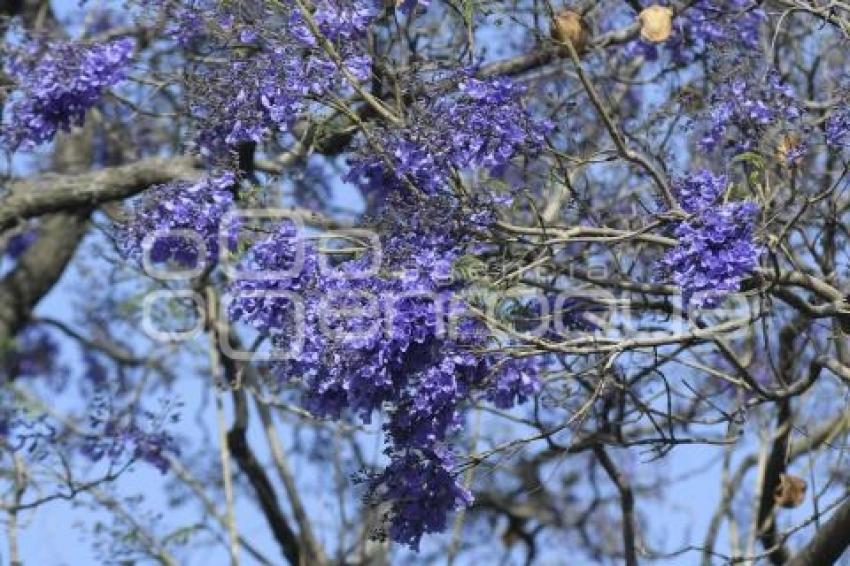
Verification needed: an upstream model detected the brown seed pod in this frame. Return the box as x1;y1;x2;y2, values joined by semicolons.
638;5;674;43
551;9;590;55
774;473;807;509
776;134;804;166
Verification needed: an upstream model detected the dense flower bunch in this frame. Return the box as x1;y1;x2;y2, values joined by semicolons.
673;169;727;213
113;20;551;537
123;172;236;267
699;73;801;153
345;75;551;198
1;38;134;149
155;0;375;155
484;356;545;409
364;447;473;546
662;171;761;309
228;203;543;548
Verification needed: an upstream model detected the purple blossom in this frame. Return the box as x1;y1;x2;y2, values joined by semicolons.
397;0;430;13
484;357;542;409
365;448;472;550
663;179;762;309
173;1;375;155
623;39;660;62
227;202;546;547
314;0;377;40
682;1;764;50
699;73;800;153
2;38;134;149
826;107;850;147
123;172;236;267
673;170;727;214
346;74;551;199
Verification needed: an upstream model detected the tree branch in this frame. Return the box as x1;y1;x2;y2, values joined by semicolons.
0;156;198;232
593;446;639;566
756;401;793;565
227;386;303;565
0;211;89;348
786;495;850;566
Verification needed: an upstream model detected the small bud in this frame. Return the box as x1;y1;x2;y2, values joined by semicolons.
638;5;673;43
551;9;590;55
774;473;807;509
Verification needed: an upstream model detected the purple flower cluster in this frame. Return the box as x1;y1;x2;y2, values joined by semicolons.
2;38;134;149
662;171;761;309
484;357;543;409
699;73;800;153
673;169;727;214
123;172;236;267
312;0;376;40
364;447;473;547
228;204;543;548
192;55;310;152
826;106;850;148
168;0;375;155
346;75;551;199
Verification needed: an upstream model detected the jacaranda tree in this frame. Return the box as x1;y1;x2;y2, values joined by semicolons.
1;0;850;564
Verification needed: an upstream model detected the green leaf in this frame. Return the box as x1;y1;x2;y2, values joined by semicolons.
453;255;487;283
731;151;765;169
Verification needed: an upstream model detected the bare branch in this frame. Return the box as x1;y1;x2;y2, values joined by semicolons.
0;156;198;231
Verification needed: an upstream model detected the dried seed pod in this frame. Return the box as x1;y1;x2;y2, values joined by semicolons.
776;134;805;166
774;473;807;509
551;9;590;55
638;5;674;43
